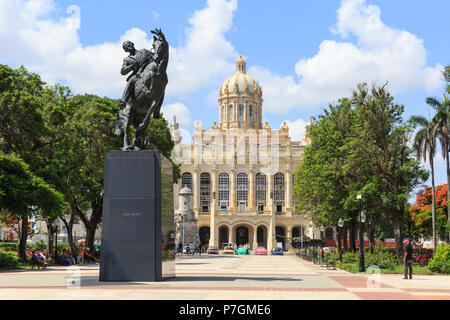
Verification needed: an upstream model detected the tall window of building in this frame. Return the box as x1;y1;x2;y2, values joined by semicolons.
249;105;253;122
238;104;244;122
237;173;248;211
200;173;211;213
274;173;285;213
228;105;233;122
181;172;192;190
292;174;296;214
218;173;229;211
255;173;266;212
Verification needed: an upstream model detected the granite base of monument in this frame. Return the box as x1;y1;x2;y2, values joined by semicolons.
99;151;175;281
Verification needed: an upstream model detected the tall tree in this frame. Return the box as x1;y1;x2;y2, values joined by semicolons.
0;152;66;260
410;115;438;248
428;94;450;242
296;83;428;262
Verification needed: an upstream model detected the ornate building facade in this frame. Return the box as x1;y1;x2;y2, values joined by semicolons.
171;57;317;251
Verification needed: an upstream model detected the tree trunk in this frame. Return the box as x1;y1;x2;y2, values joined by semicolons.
368;223;375;254
75;197;103;253
60;208;77;262
18;216;28;261
46;220;54;262
393;215;404;263
349;220;356;252
430;156;437;249
446;151;450;243
343;228;348;251
335;227;342;261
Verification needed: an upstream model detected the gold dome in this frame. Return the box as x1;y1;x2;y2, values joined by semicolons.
219;56;262;98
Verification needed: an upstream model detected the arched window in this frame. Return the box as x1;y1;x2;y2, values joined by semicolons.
255;173;266;212
218;173;229;211
228;105;233;122
181;172;192;190
274;173;285;213
237;173;248;211
249;105;253;122
238;104;244;122
200;173;211;212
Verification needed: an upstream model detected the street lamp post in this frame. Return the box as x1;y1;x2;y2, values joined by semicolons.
338;218;344;262
357;194;366;272
182;213;185;254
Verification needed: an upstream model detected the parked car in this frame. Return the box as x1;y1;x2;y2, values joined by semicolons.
270;247;283;255
207;246;218;254
254;247;267;255
235;247;250;255
223;245;235;254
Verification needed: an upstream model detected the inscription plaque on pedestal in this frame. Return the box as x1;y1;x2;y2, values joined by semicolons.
99;150;175;281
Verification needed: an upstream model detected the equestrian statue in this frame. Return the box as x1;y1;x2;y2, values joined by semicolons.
114;28;169;150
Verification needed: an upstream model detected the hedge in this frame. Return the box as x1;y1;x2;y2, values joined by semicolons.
0;251;20;269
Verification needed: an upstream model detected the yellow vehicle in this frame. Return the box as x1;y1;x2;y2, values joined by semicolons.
223;245;235;254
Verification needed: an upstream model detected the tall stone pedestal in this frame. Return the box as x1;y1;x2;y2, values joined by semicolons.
99;151;175;281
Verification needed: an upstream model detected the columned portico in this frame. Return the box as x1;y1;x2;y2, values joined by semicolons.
286;166;292;216
248;166;255;211
193;167;200;215
209;168;218;248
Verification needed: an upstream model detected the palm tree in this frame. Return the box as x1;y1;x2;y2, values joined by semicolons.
410;115;437;249
429;96;450;242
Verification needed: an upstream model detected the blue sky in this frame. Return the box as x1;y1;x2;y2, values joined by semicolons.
0;0;449;190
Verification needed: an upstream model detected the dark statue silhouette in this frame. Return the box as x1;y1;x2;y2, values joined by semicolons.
114;28;168;150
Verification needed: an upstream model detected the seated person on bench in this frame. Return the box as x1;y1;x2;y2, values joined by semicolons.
31;250;46;269
60;249;75;265
83;248;99;263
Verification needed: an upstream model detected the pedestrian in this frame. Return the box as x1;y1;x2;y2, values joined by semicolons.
189;242;194;256
403;238;413;280
78;244;85;264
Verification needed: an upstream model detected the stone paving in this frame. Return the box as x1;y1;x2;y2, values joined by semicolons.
0;254;449;300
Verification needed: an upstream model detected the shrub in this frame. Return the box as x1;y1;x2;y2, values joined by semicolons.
0;242;18;252
365;252;398;270
428;243;450;274
341;252;359;264
0;251;20;269
413;250;433;266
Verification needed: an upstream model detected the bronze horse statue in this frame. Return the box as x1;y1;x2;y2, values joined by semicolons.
114;28;169;150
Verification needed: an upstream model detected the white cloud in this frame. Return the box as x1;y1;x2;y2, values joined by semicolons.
161;102;192;128
249;0;443;114
283;118;308;143
166;0;237;96
0;0;238;98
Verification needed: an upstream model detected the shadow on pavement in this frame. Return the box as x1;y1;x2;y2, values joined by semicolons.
78;275;303;286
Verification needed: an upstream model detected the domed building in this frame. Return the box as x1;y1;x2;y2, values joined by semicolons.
171;56;318;252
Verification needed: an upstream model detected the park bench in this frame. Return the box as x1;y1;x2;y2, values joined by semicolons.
30;258;46;270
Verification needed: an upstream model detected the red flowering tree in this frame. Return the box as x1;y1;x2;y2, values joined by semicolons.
410;184;449;240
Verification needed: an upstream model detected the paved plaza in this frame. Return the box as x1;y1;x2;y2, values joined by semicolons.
0;255;449;300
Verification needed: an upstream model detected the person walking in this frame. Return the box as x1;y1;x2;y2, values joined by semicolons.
403;238;413;280
189;242;194;256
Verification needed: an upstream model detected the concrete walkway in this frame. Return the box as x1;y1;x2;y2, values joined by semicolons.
0;254;449;300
